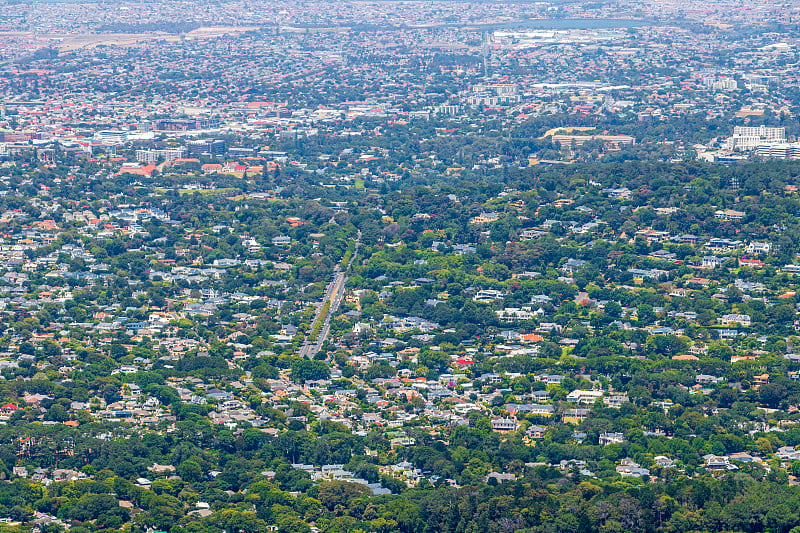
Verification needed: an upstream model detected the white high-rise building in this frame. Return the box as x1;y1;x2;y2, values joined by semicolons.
755;143;800;159
726;125;786;151
135;148;186;163
712;78;738;91
95;130;128;144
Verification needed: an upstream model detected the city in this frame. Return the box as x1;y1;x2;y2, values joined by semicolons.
0;1;799;532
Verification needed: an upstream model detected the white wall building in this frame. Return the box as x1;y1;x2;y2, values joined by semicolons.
725;125;786;151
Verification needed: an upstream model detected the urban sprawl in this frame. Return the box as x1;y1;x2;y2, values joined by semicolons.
0;1;799;533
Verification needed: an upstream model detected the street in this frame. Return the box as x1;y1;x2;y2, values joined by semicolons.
298;231;360;358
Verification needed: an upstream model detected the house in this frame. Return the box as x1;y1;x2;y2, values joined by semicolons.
521;333;544;343
486;472;516;484
628;268;669;280
746;242;771;255
735;279;766;292
599;432;626;445
654;456;676;468
674;233;700;244
505;403;554;417
1;403;19;415
714;209;745;221
738;257;764;268
566;390;603;404
52;469;86;482
453;244;477;254
616;458;650;477
535;373;564;385
520;229;546;240
650;249;677;260
719;329;741;339
704;455;738;471
701;256;724;268
562;409;590;424
491;418;519;432
470;212;499;224
636;229;670;243
526;425;546;439
474;289;505;303
206;388;233;401
561;258;587;274
571;432;588;444
729;452;761;463
718;314;751;327
707;238;742;250
602;187;632;199
666;283;686;295
604;393;629;408
777;447;800;460
280;324;298;336
495;307;536;321
696;374;724;384
149;463;176;474
531;390;550;402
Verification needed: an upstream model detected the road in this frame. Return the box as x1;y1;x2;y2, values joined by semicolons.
298;231;360;358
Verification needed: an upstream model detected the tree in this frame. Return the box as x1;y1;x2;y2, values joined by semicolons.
177;459;204;482
291;359;330;383
315;481;371;511
207;509;268;533
44;404;69;422
418;351;450;374
277;514;311;533
604;301;622;318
